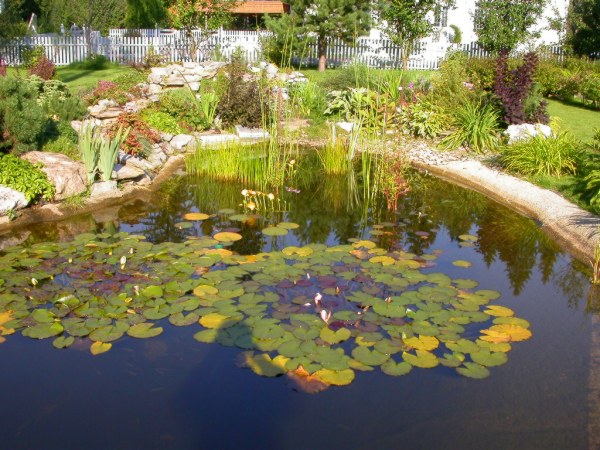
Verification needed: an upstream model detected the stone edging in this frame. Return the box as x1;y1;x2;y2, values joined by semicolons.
411;157;600;263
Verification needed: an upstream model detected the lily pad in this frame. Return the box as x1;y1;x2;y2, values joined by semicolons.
214;232;243;242
127;322;163;338
183;212;210;221
200;313;240;329
320;327;351;344
90;341;112;355
262;226;288;237
381;360;413;376
402;350;438;368
453;260;472;268
243;352;289;377
277;222;300;230
470;349;508;367
456;362;490;379
313;368;355;386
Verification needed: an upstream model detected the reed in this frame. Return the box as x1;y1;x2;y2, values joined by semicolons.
78;124;99;184
98;126;129;181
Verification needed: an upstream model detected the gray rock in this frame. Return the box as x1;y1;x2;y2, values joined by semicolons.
160;133;174;142
147;83;163;96
171;134;194;151
187;82;200;91
113;164;146;181
148;67;169;84
147;145;167;167
21;151;87;200
90;180;118;197
184;74;201;83
0;185;28;215
197;133;239;147
165;75;185;86
235;125;270;140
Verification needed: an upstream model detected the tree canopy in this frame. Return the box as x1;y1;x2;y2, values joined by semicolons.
473;0;547;54
379;0;455;70
567;0;600;57
266;0;375;71
125;0;168;28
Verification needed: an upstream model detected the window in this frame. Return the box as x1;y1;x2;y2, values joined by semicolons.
433;5;449;28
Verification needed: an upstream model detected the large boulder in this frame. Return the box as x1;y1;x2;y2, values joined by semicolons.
21;152;87;201
505;123;553;144
0;185;28;215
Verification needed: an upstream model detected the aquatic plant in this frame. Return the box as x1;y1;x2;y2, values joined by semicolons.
78;124;99;184
98;126;130;182
0;228;532;387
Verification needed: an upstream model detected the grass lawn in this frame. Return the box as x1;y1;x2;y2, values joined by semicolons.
55;65;133;93
303;66;434;89
7;64;133;93
547;98;600;143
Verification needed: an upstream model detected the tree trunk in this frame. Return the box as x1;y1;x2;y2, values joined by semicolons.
401;42;410;71
318;36;327;72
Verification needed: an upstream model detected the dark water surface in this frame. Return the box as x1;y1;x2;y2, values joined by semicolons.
0;171;595;450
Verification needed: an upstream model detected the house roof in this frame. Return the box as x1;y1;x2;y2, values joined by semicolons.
232;1;289;14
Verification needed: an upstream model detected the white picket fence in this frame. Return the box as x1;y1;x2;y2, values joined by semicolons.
0;28;564;69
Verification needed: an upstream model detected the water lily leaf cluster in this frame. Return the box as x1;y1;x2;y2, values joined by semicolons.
0;230;532;390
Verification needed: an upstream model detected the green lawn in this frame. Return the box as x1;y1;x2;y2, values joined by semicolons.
7;65;133;93
547;98;600;143
303;66;434;89
55;65;132;93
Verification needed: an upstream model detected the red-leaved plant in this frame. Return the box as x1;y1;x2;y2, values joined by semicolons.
494;51;548;125
108;113;161;157
28;55;55;80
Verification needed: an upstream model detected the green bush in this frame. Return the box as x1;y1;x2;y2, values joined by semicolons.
440;101;501;154
66;54;111;71
0;153;55;202
430;51;476;112
42;121;79;159
398;100;447;139
499;131;584;177
141;109;183;135
464;56;496;92
288;81;327;119
0;76;49;154
158;88;207;131
581;74;600;107
216;55;266;128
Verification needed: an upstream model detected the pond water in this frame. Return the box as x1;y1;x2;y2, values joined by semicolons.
0;163;596;450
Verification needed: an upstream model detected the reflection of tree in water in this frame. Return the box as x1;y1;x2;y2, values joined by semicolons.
553;258;592;312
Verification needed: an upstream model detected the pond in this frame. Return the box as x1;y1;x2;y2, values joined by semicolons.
0;160;596;450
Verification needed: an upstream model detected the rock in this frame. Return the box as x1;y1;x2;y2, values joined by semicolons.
506;123;553;144
147;84;163;96
188;82;200;91
336;122;357;133
0;185;28;214
90;180;118;197
197;133;239;147
89;106;123;119
0;230;31;250
171;134;194;151
148;67;169;84
21;152;87;201
184;74;201;83
235;125;270;140
161;133;174;143
112;163;146;181
147;145;167;167
119;153;155;172
165;75;186;86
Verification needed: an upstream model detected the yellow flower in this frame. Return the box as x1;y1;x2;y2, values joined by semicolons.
247;201;256;211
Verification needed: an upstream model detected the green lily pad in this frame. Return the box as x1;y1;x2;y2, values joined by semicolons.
402;350;438;368
127;322;163;338
320;327;351;344
453;260;472;268
262;226;288;236
313;368;355;386
470;349;509;367
53;335;75;349
277;222;300;229
243;352;288;377
352;346;390;366
456;362;490;379
175;221;193;229
90;341;112;355
22;322;64;339
381;360;413;376
169;312;200;326
200;313;240;329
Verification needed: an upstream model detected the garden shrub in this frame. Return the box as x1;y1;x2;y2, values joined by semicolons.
67;54;111;71
288;81;327;120
324;87;391;129
21;46;46;70
398;100;447;139
440;100;501;154
85;80;131;106
0;76;48;155
108;112;160;157
42;120;79;160
499;131;584;177
158;88;206;131
216;55;266;128
581;74;600;107
28;55;56;80
430;51;476;112
141;109;183;135
0;153;55;202
464;56;496;91
494;51;548;125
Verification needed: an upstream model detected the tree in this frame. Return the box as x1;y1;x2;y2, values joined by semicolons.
168;0;236;61
567;0;600;57
125;0;168;28
38;0;125;33
473;0;547;54
0;0;28;39
266;0;374;72
379;0;455;71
